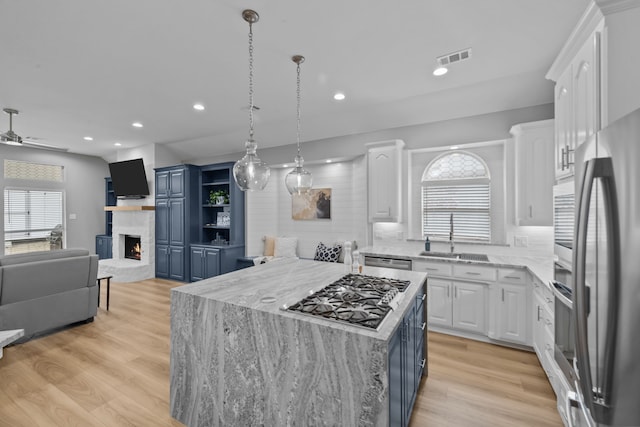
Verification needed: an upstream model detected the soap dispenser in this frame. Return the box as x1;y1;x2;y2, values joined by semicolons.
424;236;431;252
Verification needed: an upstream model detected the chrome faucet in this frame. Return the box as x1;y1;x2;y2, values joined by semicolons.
449;213;455;253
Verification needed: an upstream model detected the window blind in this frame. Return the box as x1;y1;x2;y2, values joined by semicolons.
4;189;63;240
422;184;491;241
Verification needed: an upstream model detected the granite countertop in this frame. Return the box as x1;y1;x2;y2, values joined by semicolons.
360;244;554;285
172;257;427;341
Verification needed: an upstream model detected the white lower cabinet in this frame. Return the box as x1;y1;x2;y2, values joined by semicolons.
426;278;452;327
452;281;487;334
427;278;487;335
421;261;533;346
490;283;530;345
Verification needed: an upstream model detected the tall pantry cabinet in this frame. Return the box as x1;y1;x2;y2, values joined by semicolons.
154;165;199;281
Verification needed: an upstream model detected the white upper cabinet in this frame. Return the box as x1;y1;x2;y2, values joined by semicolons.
367;140;404;222
511;120;555;226
547;2;640;181
573;32;601;147
554;66;575;179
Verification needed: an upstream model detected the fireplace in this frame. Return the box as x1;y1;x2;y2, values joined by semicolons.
124;235;142;260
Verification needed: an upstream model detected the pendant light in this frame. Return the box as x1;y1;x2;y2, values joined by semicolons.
233;9;270;191
284;55;312;195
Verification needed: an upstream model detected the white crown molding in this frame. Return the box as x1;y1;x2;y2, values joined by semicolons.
509;119;555;136
546;1;605;82
596;0;640;15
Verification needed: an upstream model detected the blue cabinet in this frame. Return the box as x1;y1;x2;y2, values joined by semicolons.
156;162;246;283
96;235;112;260
95;178;115;259
388;281;427;427
190;246;220;282
155;165;199;282
189;244;245;282
156;168;186;198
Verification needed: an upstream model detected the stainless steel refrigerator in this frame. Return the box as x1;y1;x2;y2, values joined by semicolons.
570;107;640;426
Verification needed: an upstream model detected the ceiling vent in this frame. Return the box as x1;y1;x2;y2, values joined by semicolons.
437;48;472;67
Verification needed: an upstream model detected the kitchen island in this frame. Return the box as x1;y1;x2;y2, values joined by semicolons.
170;258;427;427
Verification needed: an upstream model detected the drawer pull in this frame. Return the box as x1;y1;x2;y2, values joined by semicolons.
420;358;426;369
465;272;481;276
425;267;439;271
421;322;426;331
504;275;521;279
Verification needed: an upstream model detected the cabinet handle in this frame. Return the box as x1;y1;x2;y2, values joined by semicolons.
465;272;481;276
565;144;574;166
529;205;533;218
420;359;426;369
454;286;458;298
421;322;426;331
504;275;520;279
501;288;505;302
417;294;425;302
425;267;439;271
561;147;567;170
537;306;541;322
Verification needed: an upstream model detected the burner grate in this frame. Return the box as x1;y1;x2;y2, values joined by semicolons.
287;274;411;330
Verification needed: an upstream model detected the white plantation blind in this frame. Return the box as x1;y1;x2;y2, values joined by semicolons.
422;151;491;241
422;184;491;241
4;189;63;240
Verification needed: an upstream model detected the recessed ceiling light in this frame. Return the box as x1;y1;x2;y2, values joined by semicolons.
132;122;143;128
193;103;205;111
83;136;93;141
433;66;448;76
333;92;345;101
114;142;122;147
450;145;459;150
326;159;332;163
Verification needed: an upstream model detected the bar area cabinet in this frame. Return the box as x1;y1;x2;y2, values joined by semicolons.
189;162;245;282
154;162;246;283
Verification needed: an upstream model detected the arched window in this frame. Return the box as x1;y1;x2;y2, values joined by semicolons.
421;151;491;241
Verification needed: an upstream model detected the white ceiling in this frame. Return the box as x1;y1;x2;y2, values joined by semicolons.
0;0;588;161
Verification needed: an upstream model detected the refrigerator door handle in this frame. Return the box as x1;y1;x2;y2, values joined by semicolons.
574;156;619;419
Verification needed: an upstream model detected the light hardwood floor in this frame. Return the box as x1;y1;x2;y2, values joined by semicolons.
0;278;562;427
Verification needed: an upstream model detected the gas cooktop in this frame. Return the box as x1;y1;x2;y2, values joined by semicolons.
286;273;411;330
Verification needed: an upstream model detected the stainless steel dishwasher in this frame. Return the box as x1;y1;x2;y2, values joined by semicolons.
364;256;412;270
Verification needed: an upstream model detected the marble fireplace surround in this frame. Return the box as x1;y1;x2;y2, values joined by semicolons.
98;206;155;283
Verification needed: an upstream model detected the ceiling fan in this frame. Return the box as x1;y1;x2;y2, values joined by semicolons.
1;108;68;151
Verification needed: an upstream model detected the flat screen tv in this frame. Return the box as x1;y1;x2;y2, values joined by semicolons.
108;158;150;198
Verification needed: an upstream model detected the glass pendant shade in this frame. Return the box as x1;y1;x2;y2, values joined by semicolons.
285;54;312;195
233;139;271;191
233;9;270;192
285;155;312;195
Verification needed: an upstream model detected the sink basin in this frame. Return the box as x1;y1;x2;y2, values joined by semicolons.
419;251;489;262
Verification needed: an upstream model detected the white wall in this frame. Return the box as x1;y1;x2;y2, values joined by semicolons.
0;144;109;255
246;157;368;258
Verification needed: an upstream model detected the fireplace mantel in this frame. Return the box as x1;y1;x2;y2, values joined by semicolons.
104;206;155;211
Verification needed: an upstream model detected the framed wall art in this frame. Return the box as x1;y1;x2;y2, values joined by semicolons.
292;188;331;220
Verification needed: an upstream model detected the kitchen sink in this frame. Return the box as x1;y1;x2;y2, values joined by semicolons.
419;251;489;262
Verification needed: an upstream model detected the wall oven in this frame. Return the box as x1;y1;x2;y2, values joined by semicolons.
553;271;576;386
553;180;575;268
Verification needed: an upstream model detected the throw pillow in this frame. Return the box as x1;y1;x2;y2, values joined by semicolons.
274;237;298;258
314;242;342;262
263;235;276;256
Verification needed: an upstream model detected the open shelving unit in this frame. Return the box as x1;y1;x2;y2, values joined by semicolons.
200;167;236;245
